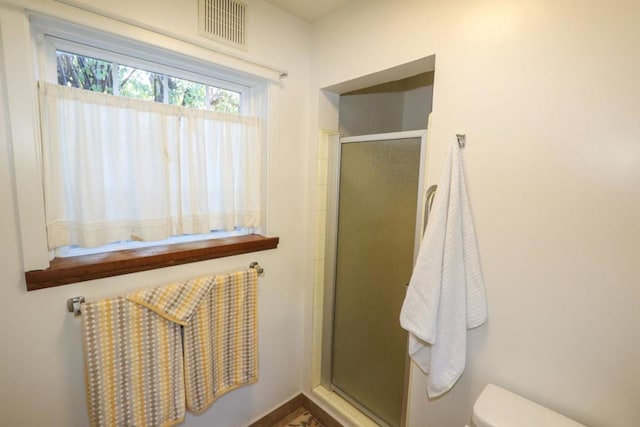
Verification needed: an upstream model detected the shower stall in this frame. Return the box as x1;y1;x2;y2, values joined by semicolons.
323;130;428;427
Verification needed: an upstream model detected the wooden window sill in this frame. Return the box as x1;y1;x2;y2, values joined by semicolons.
25;234;279;291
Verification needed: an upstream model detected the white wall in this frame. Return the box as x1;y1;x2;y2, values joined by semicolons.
310;1;640;426
339;74;434;136
0;1;311;426
339;90;405;136
402;82;434;131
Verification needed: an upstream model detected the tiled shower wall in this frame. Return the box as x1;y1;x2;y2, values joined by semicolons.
311;131;330;386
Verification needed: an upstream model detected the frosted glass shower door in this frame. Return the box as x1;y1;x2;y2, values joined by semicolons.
331;132;424;427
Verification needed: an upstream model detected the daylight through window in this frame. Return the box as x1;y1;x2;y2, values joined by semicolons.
40;48;262;258
56;50;241;113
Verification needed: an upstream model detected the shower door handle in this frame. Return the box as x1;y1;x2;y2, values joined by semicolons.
423;185;437;236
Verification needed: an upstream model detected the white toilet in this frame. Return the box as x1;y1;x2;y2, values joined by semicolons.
471;383;585;427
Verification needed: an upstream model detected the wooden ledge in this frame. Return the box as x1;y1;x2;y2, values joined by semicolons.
25;234;279;291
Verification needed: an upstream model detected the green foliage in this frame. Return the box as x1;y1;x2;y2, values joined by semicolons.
56;50;241;113
208;87;241;113
169;77;240;112
119;66;164;102
57;51;113;94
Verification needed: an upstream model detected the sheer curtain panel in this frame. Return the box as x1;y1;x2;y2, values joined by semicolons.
38;82;261;250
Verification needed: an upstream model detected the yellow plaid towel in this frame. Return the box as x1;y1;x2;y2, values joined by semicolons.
82;270;258;426
82;297;185;427
127;269;259;413
183;269;259;412
127;276;216;326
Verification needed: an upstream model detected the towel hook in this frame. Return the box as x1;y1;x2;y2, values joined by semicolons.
249;261;265;276
456;134;466;148
67;296;85;316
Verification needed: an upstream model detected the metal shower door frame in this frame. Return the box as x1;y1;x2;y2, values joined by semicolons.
321;129;428;427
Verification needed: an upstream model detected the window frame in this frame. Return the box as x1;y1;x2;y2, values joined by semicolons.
0;11;277;289
40;36;250;114
41;37;260;258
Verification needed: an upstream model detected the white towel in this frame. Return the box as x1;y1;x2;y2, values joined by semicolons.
399;139;487;398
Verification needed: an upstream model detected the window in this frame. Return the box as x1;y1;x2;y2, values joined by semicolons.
37;39;264;260
37;39;266;260
11;22;280;290
56;50;241;113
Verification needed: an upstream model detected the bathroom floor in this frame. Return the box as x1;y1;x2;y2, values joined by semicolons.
273;407;325;427
248;393;340;427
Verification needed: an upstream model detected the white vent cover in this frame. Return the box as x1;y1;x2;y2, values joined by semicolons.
199;0;247;48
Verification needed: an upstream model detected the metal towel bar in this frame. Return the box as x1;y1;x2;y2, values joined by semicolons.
67;261;265;316
423;184;438;236
67;296;85;317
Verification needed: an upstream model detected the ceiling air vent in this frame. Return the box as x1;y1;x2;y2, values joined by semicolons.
199;0;247;49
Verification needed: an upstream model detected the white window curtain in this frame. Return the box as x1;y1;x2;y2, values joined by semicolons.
38;82;261;250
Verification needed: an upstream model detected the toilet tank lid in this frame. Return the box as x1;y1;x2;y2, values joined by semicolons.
472;384;585;427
